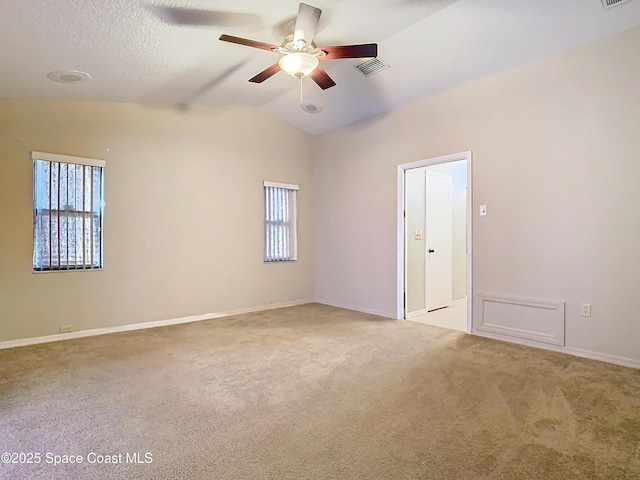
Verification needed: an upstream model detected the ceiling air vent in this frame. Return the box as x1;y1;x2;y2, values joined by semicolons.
355;57;390;77
602;0;631;9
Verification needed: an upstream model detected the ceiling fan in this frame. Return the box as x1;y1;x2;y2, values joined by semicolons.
218;3;378;90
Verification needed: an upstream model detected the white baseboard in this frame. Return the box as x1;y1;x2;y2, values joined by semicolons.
315;299;396;319
472;329;640;370
0;299;314;350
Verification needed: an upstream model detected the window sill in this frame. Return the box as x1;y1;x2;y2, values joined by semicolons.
32;268;103;274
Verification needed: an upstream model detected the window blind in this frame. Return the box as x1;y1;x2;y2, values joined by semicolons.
32;153;105;271
264;182;298;262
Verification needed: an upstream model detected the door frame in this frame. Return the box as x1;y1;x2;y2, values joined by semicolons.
396;151;473;333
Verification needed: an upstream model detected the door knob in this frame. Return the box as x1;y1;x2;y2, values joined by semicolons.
428;249;435;253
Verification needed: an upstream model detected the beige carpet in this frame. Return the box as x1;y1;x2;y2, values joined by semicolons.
1;303;639;480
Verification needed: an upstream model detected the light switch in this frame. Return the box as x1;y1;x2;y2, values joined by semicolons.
414;230;423;240
479;205;487;216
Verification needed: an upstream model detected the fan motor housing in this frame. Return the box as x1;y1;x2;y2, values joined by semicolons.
280;34;318;54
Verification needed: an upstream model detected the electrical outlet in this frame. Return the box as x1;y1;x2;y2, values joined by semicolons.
59;324;73;333
267;298;275;305
581;304;591;317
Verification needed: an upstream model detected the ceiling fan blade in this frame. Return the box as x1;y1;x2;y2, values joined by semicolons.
293;3;322;46
219;34;279;52
319;43;378;60
249;63;282;83
309;67;336;90
151;6;262;30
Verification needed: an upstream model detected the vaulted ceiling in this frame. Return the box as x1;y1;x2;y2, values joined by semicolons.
2;0;640;134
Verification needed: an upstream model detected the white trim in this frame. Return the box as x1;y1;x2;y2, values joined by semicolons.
397;151;473;335
32;268;103;275
6;297;636;370
0;299;314;350
478;291;563;310
263;181;299;191
476;292;565;346
472;330;640;370
31;151;105;168
315;299;396;319
291;189;298;260
264;184;298;262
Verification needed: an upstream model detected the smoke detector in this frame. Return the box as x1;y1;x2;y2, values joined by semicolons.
47;70;91;84
301;102;323;114
601;0;632;9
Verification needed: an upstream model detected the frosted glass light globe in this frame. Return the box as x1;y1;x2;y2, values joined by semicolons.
279;53;319;78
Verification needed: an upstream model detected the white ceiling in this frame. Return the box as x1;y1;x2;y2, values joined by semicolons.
1;0;640;135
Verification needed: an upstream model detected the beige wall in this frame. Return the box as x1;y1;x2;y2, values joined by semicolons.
3;27;640;364
314;26;640;362
0;101;314;342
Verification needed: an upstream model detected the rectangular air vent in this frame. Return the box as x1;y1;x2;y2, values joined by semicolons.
355;57;390;77
602;0;631;9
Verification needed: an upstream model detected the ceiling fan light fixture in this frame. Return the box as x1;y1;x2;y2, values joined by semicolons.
279;52;319;78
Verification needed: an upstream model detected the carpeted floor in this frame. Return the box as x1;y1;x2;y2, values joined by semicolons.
1;303;639;479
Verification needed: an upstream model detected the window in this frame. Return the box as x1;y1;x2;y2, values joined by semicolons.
32;152;105;271
264;181;298;262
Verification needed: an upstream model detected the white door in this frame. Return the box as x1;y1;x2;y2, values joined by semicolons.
425;172;453;311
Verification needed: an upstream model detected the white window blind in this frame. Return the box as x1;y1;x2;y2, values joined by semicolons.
264;181;298;262
32;152;105;271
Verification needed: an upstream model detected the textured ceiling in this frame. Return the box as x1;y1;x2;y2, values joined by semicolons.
1;0;640;134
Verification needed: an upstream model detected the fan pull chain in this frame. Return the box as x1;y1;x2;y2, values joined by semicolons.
299;77;303;106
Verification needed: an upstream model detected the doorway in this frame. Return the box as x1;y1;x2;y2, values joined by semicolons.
396;152;472;333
